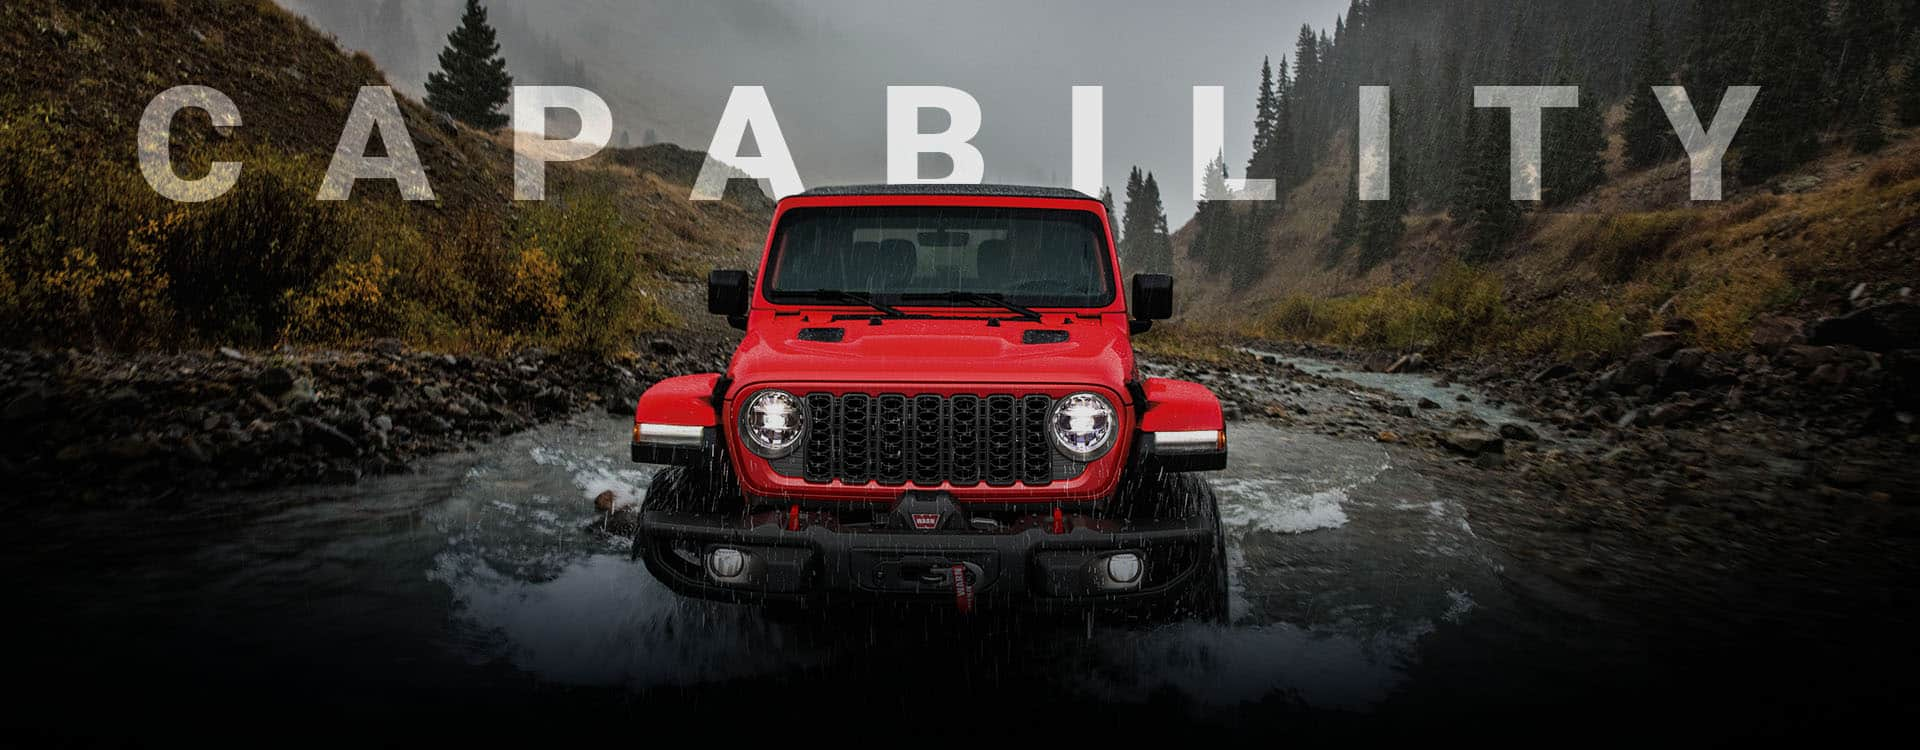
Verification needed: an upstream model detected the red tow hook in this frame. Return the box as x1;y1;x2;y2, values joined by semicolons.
1050;506;1066;535
951;563;974;614
787;504;801;531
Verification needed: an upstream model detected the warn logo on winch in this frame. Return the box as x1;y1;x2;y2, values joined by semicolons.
911;513;941;531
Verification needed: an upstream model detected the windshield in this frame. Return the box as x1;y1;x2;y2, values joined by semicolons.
763;206;1115;308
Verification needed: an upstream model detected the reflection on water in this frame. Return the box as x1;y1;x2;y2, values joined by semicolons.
9;389;1602;725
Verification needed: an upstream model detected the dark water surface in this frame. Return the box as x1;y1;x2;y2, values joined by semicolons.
9;367;1909;741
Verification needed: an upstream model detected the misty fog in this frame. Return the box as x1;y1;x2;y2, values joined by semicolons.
276;0;1351;221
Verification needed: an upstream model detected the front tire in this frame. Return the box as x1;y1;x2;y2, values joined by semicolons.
631;448;742;561
1113;472;1231;625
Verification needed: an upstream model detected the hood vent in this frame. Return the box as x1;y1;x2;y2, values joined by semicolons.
797;327;846;342
1021;330;1071;345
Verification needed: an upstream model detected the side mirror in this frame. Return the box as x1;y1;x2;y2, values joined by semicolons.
708;270;751;330
1130;274;1173;334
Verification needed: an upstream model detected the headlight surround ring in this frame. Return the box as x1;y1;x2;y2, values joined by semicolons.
738;389;808;459
1048;392;1116;461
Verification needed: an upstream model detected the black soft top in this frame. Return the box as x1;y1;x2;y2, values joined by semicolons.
793;184;1098;201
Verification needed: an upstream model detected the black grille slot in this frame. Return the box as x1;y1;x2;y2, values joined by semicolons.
911;395;944;485
794;392;1068;487
948;395;982;485
840;394;872;483
803;394;835;482
1021;395;1053;484
874;395;908;485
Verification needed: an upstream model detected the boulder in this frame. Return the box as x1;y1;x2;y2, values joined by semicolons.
1809;302;1920;352
1749;316;1806;355
1530;363;1577;383
300;418;359;457
1385;353;1427;374
256;367;296;397
1635;331;1686;359
1441;430;1505;456
1498;423;1540;442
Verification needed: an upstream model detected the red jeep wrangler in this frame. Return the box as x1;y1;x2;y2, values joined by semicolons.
630;184;1229;619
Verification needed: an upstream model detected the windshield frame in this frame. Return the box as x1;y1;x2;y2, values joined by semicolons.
757;200;1120;311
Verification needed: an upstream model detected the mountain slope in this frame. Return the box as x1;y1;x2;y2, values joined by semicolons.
0;0;767;352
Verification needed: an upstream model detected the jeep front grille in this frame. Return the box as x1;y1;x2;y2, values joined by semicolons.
789;393;1070;487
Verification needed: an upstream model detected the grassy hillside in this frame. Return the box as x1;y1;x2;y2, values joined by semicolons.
0;0;766;354
1175;120;1920;359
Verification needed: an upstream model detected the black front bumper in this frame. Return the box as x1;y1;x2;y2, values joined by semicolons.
635;498;1218;612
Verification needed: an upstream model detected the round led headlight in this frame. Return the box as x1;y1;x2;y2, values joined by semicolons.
740;390;807;458
1049;392;1115;460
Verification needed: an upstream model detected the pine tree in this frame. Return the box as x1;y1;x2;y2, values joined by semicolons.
1137;173;1174;275
1544;39;1608;206
1100;186;1120;247
1192;155;1235;272
1900;35;1920;126
1357;62;1410;270
426;0;514;131
1230;209;1269;289
1622;3;1676;169
1249;57;1278;178
1737;0;1829;183
1454;110;1523;263
1332;148;1360;249
1850;67;1890;153
1119;168;1146;271
1835;0;1902;120
1293;25;1323;161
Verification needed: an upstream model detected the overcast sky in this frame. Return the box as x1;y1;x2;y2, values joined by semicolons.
303;0;1353;223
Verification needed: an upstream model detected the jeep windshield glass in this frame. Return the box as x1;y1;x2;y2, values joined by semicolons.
763;206;1115;309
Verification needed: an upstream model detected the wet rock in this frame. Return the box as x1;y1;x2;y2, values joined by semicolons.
371;338;405;357
4;389;50;421
300;418;359;457
256;367;296;397
106;436;158;460
1530;363;1577;383
1635;331;1686;359
1389;404;1415;418
282;377;318;409
1385;353;1426;374
363;373;397;398
1807;363;1850;387
1809;302;1920;352
1498;423;1540;442
1441;430;1505;456
1749;316;1807;354
1646;402;1695;426
1418;397;1441;410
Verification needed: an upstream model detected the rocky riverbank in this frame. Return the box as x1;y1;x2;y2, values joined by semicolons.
0;337;733;507
1162;301;1920;636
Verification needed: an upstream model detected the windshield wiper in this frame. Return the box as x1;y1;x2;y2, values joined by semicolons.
899;291;1043;322
808;289;906;318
